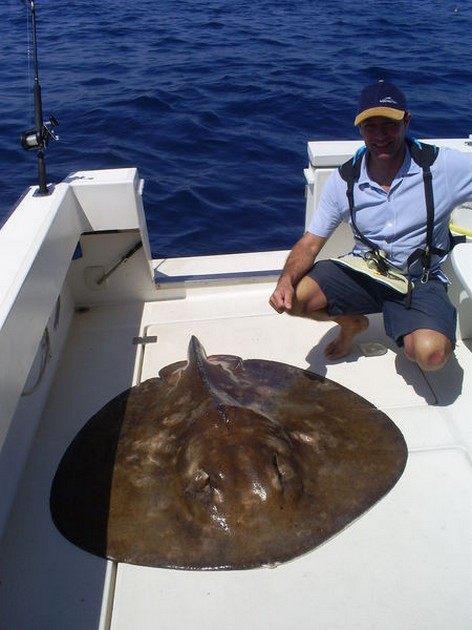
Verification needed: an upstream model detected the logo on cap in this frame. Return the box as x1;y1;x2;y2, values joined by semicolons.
379;97;398;105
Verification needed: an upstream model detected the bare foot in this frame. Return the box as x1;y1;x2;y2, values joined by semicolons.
325;315;369;360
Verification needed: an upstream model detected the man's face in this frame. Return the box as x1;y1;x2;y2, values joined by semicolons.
358;114;411;164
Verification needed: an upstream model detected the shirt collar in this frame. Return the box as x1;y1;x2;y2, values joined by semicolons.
358;144;421;187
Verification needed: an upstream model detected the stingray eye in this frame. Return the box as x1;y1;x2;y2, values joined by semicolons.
272;453;285;489
186;469;211;497
185;469;225;506
272;453;303;500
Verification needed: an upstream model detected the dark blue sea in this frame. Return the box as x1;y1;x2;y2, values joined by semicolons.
1;0;472;257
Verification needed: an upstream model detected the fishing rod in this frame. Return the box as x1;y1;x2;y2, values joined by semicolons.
20;0;59;196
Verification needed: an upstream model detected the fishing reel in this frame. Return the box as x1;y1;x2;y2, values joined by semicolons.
21;115;59;151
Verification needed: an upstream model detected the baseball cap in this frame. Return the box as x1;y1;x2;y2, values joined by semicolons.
354;80;407;126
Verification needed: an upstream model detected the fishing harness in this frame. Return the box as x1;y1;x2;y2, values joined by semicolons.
338;137;464;306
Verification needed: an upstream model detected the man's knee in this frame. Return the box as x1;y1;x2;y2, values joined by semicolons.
403;329;453;371
289;276;328;317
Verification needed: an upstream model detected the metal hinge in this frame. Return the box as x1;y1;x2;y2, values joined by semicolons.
132;335;158;346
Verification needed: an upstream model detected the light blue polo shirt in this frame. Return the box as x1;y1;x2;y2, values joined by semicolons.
307;144;472;281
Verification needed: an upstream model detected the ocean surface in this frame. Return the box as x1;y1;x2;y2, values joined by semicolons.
1;0;472;257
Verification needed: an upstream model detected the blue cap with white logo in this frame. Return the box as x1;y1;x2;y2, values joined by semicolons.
354;80;407;126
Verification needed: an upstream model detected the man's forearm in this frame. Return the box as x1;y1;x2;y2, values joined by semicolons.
279;233;326;285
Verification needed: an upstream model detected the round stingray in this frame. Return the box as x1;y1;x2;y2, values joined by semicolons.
50;336;407;570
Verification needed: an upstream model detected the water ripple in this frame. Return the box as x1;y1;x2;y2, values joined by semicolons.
1;0;472;255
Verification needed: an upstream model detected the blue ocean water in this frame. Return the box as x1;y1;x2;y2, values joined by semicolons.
1;0;472;257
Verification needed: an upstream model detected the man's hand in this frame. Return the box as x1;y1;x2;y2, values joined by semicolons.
268;232;327;315
269;278;295;313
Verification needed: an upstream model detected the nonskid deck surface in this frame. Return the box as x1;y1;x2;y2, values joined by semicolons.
1;280;472;630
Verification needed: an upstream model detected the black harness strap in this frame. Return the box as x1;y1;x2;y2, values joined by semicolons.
405;141;444;285
340;147;377;252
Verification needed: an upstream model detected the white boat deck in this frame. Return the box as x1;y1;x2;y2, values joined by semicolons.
1;144;472;629
1;264;472;630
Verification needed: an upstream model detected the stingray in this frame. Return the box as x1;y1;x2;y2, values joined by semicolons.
50;336;407;570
